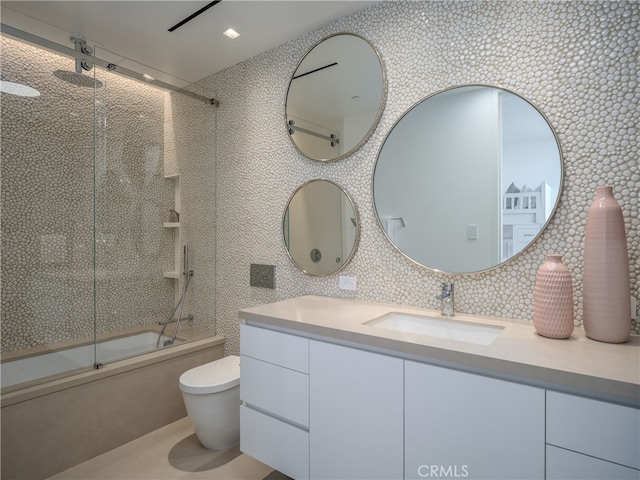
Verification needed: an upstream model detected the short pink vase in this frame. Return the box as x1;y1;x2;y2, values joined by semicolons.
583;186;631;343
533;254;574;339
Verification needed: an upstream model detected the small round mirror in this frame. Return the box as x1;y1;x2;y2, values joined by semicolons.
373;85;563;274
286;33;386;162
284;180;359;276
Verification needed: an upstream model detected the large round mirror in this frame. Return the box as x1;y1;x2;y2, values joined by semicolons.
373;85;563;274
284;179;359;276
286;33;386;162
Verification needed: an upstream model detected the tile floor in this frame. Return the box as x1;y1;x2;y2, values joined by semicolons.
48;417;291;480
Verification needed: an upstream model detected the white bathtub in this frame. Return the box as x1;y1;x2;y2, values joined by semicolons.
1;331;177;388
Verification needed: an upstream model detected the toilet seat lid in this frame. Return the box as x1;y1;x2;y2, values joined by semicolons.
179;355;240;394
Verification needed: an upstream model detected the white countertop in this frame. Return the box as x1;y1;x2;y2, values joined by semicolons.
239;295;640;406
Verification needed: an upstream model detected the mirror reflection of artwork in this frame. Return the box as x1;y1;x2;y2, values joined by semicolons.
286;33;386;162
284;180;359;276
373;85;563;274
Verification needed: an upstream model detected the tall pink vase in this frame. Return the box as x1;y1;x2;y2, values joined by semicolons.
533;254;574;339
583;186;631;343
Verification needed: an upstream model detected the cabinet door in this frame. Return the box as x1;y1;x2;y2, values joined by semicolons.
546;445;640;479
309;341;404;480
405;361;545;480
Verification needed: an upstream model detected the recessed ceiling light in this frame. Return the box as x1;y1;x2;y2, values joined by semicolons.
0;80;40;97
143;74;156;81
223;28;240;39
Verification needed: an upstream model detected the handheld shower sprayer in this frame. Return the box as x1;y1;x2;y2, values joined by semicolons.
158;245;193;347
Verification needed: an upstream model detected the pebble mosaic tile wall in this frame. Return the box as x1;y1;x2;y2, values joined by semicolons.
200;0;639;355
1;37;175;353
163;90;218;338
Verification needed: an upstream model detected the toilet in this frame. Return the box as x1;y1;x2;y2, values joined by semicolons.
179;355;241;450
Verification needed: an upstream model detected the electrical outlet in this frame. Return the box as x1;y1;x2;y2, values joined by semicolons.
339;275;357;291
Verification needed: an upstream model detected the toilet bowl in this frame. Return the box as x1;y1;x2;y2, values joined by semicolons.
179;355;240;450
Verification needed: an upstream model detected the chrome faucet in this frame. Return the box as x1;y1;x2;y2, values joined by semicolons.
435;283;454;317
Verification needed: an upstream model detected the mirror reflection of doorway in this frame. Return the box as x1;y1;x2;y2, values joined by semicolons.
374;85;562;274
500;92;558;261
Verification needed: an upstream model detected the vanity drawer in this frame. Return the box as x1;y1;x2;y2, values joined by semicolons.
240;355;309;427
546;391;640;469
240;324;309;373
240;405;309;480
546;445;640;479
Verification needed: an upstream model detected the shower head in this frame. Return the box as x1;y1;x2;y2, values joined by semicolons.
53;35;103;88
53;70;102;88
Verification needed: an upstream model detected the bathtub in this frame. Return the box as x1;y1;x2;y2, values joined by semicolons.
1;333;225;480
1;331;179;389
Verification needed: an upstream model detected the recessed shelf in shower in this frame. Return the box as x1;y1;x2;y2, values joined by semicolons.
163;175;182;294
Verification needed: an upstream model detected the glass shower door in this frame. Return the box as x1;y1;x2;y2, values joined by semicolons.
1;29;217;389
0;34;99;387
91;52;175;367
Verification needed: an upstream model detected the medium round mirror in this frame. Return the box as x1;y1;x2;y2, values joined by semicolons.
286;33;386;162
373;85;563;274
284;179;359;276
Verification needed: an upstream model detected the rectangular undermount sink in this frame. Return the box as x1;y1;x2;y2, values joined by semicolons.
363;312;504;346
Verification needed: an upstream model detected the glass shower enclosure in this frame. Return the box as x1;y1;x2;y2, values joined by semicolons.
1;26;217;390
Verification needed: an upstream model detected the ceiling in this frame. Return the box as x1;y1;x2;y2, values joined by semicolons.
1;1;378;88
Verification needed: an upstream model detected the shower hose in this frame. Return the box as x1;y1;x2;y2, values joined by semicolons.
158;267;193;348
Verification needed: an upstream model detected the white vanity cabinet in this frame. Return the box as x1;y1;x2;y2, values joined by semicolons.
239;313;638;480
405;360;545;480
239;324;310;480
309;340;404;480
546;391;640;479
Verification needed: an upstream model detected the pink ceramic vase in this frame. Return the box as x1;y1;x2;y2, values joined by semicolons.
533;254;574;339
583;186;631;343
